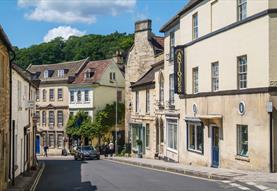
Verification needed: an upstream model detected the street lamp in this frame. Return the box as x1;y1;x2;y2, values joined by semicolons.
110;79;118;155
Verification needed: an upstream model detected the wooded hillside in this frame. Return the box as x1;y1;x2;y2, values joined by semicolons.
14;32;134;69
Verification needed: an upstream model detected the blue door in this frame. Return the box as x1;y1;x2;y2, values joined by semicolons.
212;126;219;167
36;136;40;154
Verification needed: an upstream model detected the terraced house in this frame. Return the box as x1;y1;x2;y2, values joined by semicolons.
125;19;165;158
159;0;277;172
0;25;13;190
68;57;125;146
27;58;90;155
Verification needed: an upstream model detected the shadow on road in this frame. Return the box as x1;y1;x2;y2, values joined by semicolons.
36;159;97;191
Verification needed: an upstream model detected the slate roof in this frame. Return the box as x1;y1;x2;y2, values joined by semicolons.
27;58;89;83
12;63;40;88
131;60;164;88
160;0;203;32
72;59;113;85
0;24;12;50
151;36;164;55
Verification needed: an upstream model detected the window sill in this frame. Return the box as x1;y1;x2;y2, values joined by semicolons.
187;148;203;155
235;155;250;162
166;147;178;154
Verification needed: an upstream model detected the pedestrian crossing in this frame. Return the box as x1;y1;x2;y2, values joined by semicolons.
221;180;277;191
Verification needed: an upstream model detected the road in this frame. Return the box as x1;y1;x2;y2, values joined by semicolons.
35;157;258;191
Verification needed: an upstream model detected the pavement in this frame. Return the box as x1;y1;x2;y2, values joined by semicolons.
106;156;277;191
7;162;43;191
35;156;255;191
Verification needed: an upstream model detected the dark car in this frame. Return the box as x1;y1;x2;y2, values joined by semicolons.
74;146;100;160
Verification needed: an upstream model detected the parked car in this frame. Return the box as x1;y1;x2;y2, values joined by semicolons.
74;146;100;160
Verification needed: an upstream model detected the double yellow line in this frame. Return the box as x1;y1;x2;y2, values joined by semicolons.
30;162;45;191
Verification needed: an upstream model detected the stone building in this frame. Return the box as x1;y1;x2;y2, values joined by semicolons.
27;58;89;155
159;0;277;172
0;25;13;190
125;19;164;158
11;64;39;180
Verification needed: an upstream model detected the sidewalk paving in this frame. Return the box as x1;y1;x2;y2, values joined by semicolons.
7;162;43;191
106;157;277;190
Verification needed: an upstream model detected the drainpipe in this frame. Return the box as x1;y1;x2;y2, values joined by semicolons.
269;111;273;173
9;49;15;185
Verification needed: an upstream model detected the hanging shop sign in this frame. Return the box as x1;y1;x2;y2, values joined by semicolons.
174;46;185;94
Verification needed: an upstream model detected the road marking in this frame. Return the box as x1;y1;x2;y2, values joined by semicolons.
30;162;45;191
229;183;250;190
246;182;273;191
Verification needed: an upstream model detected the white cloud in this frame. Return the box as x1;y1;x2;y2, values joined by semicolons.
18;0;136;24
43;26;86;42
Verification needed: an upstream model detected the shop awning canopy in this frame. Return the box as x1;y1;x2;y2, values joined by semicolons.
185;114;222;122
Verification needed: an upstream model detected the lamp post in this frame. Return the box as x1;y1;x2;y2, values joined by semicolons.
110;79;118;155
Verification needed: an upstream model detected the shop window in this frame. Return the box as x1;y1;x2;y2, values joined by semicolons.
237;125;248;157
167;120;177;150
187;123;204;153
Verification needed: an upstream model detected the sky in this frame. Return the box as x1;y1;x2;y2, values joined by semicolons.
0;0;187;48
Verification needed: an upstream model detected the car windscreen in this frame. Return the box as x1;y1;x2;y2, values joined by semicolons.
81;146;94;151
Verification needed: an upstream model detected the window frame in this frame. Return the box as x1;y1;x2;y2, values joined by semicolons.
169;31;175;61
135;91;139;113
211;62;219;92
159;75;164;106
169;74;174;105
237;0;247;21
192;67;199;94
49;111;55;127
77;90;82;103
146;89;150;114
57;88;63;101
167;119;178;151
57;69;64;78
42;111;46;126
187;122;204;154
42;89;47;102
192;12;199;40
44;70;49;78
237;124;248;157
57;110;63;126
84;90;90;102
237;55;247;90
49;89;54;101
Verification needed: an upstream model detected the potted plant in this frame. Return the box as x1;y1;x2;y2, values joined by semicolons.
136;139;143;158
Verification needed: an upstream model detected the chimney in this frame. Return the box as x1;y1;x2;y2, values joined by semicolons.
134;19;152;41
135;19;152;33
112;50;123;65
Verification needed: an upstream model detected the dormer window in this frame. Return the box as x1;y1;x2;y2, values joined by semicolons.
44;70;49;78
84;69;95;79
110;72;116;81
57;69;64;77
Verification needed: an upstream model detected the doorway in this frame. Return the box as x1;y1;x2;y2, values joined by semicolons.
35;136;40;154
211;126;219;167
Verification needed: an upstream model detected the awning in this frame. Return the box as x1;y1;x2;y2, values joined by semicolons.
185;114;222;122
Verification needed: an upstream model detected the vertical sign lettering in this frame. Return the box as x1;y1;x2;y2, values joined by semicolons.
174;46;185;94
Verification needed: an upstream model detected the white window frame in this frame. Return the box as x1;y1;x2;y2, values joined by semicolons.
70;91;74;103
44;70;49;78
57;69;64;78
77;90;82;103
211;62;219;92
167;119;178;152
238;55;247;89
84;90;90;102
159;75;164;106
169;74;174;105
192;12;198;40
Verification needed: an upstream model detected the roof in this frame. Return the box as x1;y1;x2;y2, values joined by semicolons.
27;58;89;83
151;36;164;55
12;63;40;88
72;59;113;84
160;0;203;32
0;25;13;51
131;60;164;89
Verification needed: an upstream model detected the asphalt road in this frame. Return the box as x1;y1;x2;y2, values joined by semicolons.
35;158;255;191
